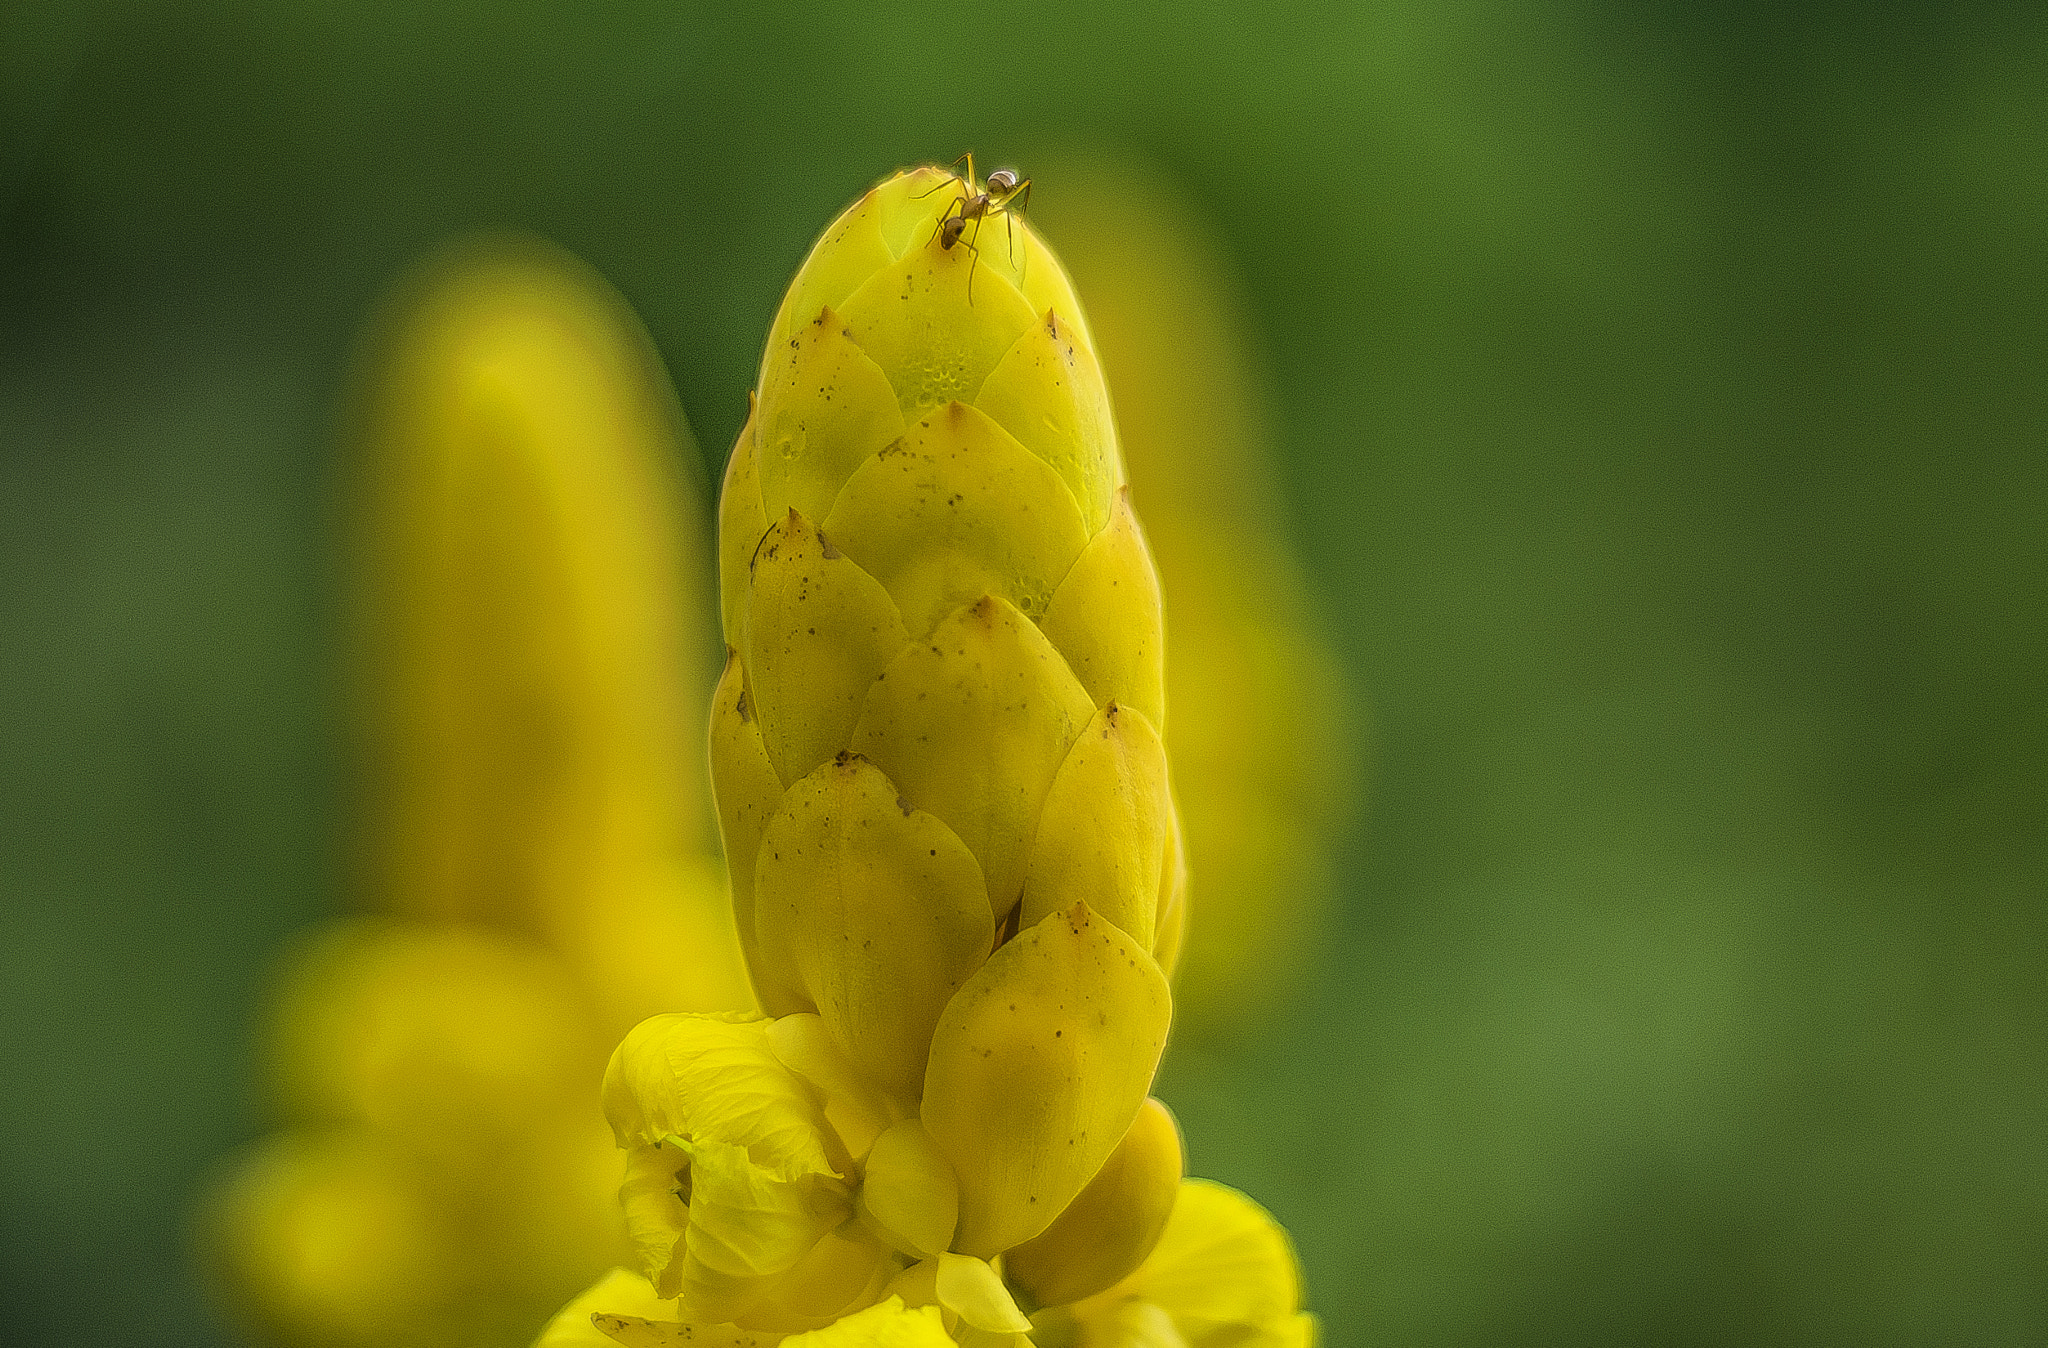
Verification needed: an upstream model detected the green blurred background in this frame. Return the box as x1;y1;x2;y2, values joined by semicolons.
5;1;2046;1344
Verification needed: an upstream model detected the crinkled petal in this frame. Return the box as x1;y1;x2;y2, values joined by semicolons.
602;1013;837;1180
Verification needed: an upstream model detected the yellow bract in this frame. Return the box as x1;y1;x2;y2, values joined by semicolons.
755;758;992;1109
921;904;1172;1258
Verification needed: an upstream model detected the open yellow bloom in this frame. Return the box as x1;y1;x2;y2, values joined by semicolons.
208;238;750;1348
544;162;1311;1348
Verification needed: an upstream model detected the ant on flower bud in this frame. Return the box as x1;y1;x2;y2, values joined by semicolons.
917;153;1032;302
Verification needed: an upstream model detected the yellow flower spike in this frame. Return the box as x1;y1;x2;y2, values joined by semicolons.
857;1119;960;1259
881;1257;941;1312
760;1226;899;1326
743;509;910;787
1020;702;1172;952
753;755;993;1108
849;595;1095;916
1036;489;1166;733
1004;1096;1184;1310
1152;809;1190;984
708;653;808;1014
764;168;948;355
602;1014;855;1318
755;308;907;527
590;1313;782;1348
1063;1180;1314;1348
766;1014;893;1159
973;310;1120;535
935;1254;1032;1335
921;903;1172;1257
821;403;1091;640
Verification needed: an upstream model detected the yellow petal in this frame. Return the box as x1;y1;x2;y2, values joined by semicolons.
676;1137;851;1321
600;1013;838;1180
757;309;908;526
753;756;993;1106
767;1013;894;1161
1095;1300;1188;1348
858;1119;960;1260
765;177;899;359
709;654;807;1014
850;596;1093;916
720;397;768;649
534;1268;677;1348
777;1297;955;1348
1071;1180;1307;1347
837;226;1038;423
760;1224;899;1325
742;510;909;786
883;1257;940;1311
1037;488;1165;732
935;1253;1031;1334
921;903;1172;1257
1019;703;1171;952
1004;1097;1184;1309
617;1140;692;1297
821;400;1090;640
973;309;1121;536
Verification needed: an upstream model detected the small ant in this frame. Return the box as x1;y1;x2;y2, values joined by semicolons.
916;153;1032;300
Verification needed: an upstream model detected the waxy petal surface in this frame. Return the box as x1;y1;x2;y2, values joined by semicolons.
921;903;1172;1257
822;401;1090;640
859;1118;959;1260
1005;1096;1184;1309
849;597;1093;913
757;310;906;527
743;511;909;786
974;310;1120;535
754;756;992;1107
719;404;767;648
1021;703;1171;952
838;231;1038;424
1037;489;1165;731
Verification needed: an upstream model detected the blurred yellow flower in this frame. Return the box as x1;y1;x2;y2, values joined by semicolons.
206;237;751;1348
